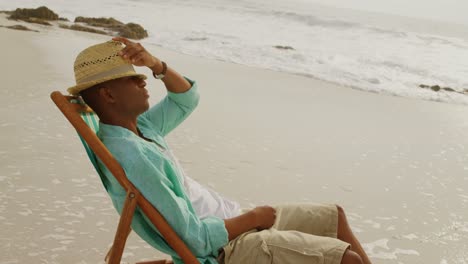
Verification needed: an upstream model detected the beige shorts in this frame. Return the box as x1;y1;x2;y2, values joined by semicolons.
220;203;350;264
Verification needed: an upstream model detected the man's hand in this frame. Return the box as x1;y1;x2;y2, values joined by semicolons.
112;37;191;93
112;37;161;70
252;206;276;230
224;205;276;241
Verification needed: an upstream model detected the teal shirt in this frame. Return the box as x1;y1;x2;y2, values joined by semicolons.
96;77;228;264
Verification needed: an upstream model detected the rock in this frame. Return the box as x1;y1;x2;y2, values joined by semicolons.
73;16;148;39
442;87;455;92
0;24;39;32
419;84;460;93
7;6;59;26
184;37;208;41
9;6;59;21
273;45;295;50
117;23;148;39
74;16;124;27
430;85;441;92
59;24;107;35
19;17;52;26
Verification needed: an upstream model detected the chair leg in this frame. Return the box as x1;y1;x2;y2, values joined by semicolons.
107;191;138;264
105;227;133;263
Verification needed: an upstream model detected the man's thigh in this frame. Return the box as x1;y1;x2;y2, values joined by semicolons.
272;203;339;238
223;228;349;264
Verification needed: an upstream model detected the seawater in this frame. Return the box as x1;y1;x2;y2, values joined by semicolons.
2;0;468;104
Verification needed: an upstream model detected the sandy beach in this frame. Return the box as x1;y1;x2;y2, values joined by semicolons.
1;14;468;264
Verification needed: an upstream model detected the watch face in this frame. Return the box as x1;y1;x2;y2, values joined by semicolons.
152;72;165;79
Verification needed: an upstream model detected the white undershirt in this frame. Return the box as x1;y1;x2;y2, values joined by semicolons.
164;145;241;219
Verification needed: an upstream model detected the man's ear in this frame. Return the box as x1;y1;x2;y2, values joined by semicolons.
98;86;116;104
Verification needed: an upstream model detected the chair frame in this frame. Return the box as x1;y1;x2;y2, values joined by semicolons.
51;91;200;264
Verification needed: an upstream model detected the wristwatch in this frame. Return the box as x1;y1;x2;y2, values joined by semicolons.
152;61;167;79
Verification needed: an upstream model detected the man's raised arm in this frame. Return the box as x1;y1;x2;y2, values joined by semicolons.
113;37;199;136
113;36;191;94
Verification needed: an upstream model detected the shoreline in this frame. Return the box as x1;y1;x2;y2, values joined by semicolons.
1;14;468;264
2;12;468;107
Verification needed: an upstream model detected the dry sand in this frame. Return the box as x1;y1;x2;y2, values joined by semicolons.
1;15;468;263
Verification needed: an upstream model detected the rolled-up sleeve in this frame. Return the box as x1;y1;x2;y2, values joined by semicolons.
142;77;200;137
125;149;228;257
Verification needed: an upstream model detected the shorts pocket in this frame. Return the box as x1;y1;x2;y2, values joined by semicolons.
256;241;324;264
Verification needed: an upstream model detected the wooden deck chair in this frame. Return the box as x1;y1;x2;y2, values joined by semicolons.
50;91;200;264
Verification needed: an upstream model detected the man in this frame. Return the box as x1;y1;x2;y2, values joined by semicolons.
67;38;371;264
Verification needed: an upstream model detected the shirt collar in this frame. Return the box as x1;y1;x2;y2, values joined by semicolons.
97;120;167;152
97;121;138;139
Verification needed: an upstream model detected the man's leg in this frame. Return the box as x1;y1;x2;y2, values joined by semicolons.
336;205;372;264
270;203;371;263
222;228;350;264
341;250;363;264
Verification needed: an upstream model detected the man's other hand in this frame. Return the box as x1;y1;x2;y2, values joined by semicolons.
253;206;276;230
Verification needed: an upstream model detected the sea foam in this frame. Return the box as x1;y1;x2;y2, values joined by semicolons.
1;0;467;104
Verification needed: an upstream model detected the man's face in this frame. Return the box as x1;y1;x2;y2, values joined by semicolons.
108;76;149;116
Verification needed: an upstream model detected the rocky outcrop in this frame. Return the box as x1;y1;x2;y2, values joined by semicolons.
419;84;468;95
59;24;107;35
6;6;61;26
74;16;123;27
74;16;148;39
1;6;149;39
117;22;148;39
9;6;59;20
0;24;39;32
273;45;295;50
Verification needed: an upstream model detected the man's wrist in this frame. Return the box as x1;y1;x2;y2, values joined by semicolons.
247;209;259;229
149;57;163;73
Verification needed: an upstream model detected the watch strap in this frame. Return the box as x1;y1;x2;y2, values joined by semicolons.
152;61;167;79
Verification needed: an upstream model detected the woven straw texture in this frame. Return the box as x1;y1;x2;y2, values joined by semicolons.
67;41;147;95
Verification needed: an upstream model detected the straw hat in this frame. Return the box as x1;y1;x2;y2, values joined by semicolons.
67;41;147;95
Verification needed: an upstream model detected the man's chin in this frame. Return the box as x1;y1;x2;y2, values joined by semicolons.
143;102;150;112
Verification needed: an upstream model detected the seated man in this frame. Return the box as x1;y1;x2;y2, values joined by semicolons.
67;38;371;264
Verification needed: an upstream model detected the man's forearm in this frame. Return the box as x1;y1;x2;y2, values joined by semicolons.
224;210;258;241
149;59;191;94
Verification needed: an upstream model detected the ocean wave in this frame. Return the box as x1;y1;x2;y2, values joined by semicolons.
1;0;468;105
270;10;359;29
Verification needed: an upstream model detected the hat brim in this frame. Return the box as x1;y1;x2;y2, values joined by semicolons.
67;72;147;95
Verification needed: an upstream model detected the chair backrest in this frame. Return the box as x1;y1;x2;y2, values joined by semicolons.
69;97;110;191
50;91;199;264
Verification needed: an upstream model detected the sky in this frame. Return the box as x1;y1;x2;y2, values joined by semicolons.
306;0;468;26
